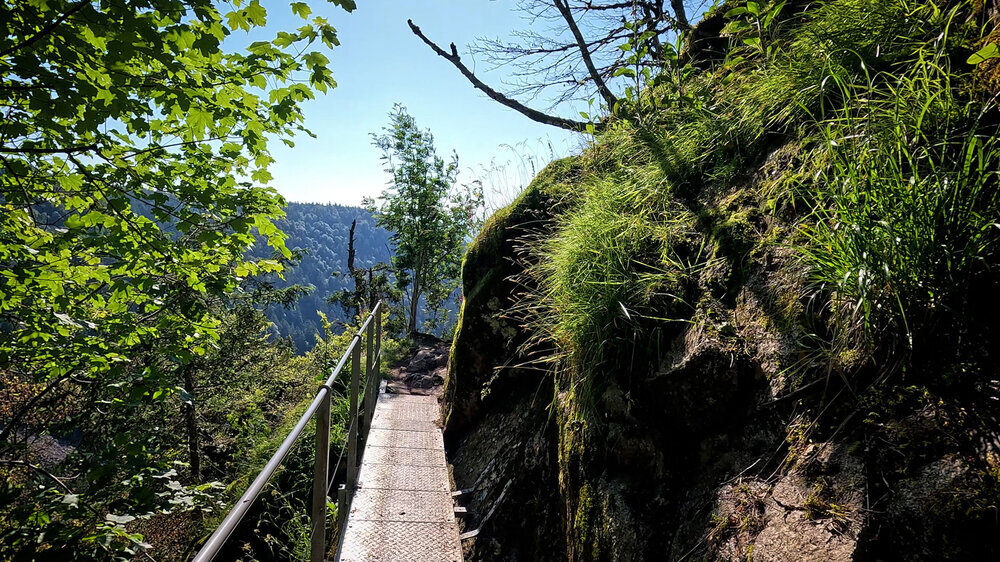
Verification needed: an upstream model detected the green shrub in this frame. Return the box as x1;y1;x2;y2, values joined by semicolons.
801;57;1000;366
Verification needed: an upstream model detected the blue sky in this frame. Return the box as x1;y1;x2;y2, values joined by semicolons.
247;1;588;206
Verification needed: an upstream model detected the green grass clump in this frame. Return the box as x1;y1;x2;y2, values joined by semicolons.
521;155;704;402
510;0;999;405
800;38;1000;370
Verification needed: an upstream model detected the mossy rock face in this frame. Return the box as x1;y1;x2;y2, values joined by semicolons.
874;454;1000;561
447;390;567;561
556;386;668;561
443;158;581;561
441;2;1000;559
444;157;580;436
644;331;764;435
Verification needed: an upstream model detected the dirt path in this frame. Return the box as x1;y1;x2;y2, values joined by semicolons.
385;336;450;397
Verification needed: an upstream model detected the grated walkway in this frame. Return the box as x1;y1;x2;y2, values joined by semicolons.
339;393;463;562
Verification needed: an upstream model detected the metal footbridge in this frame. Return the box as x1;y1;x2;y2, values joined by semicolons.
339;392;462;561
192;302;463;561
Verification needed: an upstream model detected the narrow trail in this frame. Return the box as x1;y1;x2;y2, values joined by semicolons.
338;336;463;562
385;336;450;396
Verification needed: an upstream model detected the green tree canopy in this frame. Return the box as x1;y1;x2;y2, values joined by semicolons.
366;104;483;335
0;0;352;557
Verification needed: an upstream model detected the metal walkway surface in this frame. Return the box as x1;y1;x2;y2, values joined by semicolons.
339;393;463;562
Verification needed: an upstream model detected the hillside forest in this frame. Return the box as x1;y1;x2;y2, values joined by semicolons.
5;0;1000;560
256;203;392;353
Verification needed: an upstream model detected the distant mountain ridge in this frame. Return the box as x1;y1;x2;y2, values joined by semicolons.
259;202;392;353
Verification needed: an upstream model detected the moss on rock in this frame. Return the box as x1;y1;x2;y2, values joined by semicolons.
443;1;1000;560
443;157;580;435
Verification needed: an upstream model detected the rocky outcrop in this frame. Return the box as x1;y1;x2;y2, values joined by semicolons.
384;334;450;394
443;157;580;436
442;152;1000;560
442;4;1000;558
443;159;579;560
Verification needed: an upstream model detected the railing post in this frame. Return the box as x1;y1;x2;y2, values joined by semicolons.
336;484;348;546
346;338;361;498
366;312;374;382
368;308;382;429
365;313;376;432
375;307;382;379
360;312;374;441
310;387;331;562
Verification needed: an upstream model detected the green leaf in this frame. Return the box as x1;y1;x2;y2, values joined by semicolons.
247;41;274;55
728;20;752;33
274;31;295;47
105;514;136;525
226;10;248;31
244;1;267;27
763;0;786;28
303;51;330;68
967;43;1000;65
57;174;85;191
291;2;311;18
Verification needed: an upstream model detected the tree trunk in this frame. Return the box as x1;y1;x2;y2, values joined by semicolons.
347;219;361;316
181;362;201;484
408;273;420;334
368;268;376;313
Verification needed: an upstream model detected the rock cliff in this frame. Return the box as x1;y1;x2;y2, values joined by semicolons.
442;1;1000;559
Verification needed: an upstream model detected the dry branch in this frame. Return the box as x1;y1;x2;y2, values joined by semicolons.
408;19;598;133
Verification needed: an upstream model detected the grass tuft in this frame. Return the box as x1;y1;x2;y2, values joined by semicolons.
505;0;1000;409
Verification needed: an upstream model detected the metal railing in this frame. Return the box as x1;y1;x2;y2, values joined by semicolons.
193;302;383;562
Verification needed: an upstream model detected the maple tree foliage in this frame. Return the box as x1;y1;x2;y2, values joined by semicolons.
0;0;353;557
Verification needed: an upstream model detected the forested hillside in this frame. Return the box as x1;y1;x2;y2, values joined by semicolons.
257;203;392;352
8;0;1000;560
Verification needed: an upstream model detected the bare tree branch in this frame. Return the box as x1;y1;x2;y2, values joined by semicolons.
0;459;76;493
581;1;636;11
408;19;595;133
467;1;685;110
553;0;619;109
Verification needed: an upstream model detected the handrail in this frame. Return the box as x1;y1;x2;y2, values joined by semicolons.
193;301;383;562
